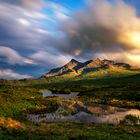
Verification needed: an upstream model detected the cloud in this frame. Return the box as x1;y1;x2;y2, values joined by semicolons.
0;1;48;51
56;0;140;66
0;1;69;60
47;2;70;20
30;51;71;67
18;18;31;26
0;46;34;65
1;0;43;9
0;69;31;80
21;0;44;10
0;0;61;77
125;50;140;66
0;0;21;5
0;1;62;77
0;0;140;80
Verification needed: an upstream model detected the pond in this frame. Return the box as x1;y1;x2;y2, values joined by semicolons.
27;106;140;124
41;90;79;99
27;90;140;124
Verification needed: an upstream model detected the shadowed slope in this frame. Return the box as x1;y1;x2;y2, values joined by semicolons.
42;58;133;78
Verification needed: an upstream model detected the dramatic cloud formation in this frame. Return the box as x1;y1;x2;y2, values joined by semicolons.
0;0;140;79
57;0;140;65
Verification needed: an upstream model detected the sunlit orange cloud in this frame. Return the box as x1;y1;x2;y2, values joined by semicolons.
118;31;140;49
96;51;140;67
126;53;140;66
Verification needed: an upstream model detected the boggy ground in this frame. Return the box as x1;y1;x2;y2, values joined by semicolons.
27;99;140;124
0;73;140;139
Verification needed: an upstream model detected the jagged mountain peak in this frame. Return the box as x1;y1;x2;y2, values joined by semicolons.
93;58;101;61
69;59;79;63
42;59;81;78
80;58;103;68
64;59;81;70
42;58;132;78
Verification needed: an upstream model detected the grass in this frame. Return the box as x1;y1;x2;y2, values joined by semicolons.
0;122;140;140
30;123;140;140
0;69;140;139
120;115;140;125
0;85;60;119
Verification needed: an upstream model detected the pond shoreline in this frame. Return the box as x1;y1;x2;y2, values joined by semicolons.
41;90;79;99
27;91;140;124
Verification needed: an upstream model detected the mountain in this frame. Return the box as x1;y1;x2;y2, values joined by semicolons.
41;59;81;78
41;58;132;78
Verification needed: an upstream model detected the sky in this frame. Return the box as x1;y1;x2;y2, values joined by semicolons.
0;0;140;79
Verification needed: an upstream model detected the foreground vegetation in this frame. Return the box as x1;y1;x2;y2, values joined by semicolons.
12;72;140;109
0;70;140;139
1;121;140;140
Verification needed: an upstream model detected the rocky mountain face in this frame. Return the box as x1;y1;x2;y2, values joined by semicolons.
42;58;131;78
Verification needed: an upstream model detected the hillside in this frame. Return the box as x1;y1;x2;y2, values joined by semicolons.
41;58;137;79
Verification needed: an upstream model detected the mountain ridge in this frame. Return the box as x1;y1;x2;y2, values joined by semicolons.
41;58;133;78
